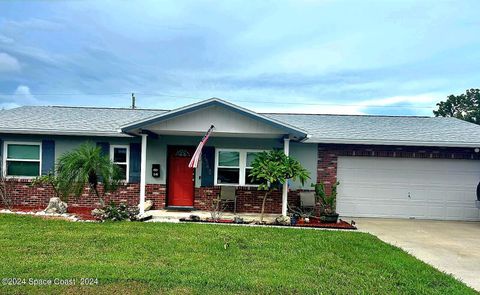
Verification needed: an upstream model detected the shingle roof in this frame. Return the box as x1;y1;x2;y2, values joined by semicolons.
265;113;480;147
1;104;480;147
0;106;167;137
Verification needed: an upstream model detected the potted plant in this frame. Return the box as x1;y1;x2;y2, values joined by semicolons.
312;181;340;223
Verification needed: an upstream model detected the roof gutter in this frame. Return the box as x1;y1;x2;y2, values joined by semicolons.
307;137;480;148
0;129;133;138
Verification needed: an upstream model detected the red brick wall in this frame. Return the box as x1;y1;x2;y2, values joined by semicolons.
317;144;480;194
5;143;477;214
194;186;301;214
145;184;166;209
0;179;301;214
0;179;166;210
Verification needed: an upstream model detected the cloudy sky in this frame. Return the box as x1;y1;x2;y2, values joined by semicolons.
0;0;479;115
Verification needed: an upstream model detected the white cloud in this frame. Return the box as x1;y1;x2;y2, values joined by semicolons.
0;34;14;44
0;85;39;109
13;85;38;104
0;52;20;72
235;93;440;115
3;18;61;30
246;38;358;76
253;103;366;115
358;93;439;107
0;102;21;110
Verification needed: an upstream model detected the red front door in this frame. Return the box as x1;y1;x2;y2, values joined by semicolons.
167;146;195;207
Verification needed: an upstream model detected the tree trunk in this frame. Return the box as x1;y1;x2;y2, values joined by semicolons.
260;190;270;223
91;184;104;207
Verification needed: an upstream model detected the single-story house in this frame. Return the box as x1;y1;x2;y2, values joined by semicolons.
1;98;480;221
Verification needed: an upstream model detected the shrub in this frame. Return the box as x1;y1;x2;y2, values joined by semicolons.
312;181;339;215
92;202;139;221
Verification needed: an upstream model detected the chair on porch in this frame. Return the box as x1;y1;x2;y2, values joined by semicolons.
299;191;316;210
220;186;237;213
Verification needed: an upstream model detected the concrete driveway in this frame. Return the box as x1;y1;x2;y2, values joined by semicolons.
356;218;480;291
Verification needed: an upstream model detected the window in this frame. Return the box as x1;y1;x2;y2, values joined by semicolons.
245;152;261;185
110;145;129;181
217;151;240;184
3;142;41;177
215;149;263;186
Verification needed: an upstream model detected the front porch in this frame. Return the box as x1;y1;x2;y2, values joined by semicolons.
121;99;312;216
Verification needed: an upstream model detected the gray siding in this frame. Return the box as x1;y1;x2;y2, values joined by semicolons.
289;142;317;189
0;133;138;174
0;133;317;189
145;135;316;189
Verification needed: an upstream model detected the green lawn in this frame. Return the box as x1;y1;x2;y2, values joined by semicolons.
0;215;475;295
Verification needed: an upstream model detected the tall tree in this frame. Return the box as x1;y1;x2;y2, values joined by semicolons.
56;142;122;206
433;88;480;124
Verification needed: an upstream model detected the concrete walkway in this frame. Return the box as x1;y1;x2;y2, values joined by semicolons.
356;218;480;291
146;209;279;223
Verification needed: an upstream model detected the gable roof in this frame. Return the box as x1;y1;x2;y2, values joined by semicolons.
0;106;167;137
120;98;309;139
266;113;480;147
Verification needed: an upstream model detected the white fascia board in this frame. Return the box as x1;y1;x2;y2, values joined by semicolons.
0;129;133;138
306;137;480;148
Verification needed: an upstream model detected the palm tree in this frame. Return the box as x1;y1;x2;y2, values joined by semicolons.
56;142;122;206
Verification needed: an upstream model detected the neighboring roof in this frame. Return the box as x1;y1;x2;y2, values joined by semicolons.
121;98;309;139
265;113;480;147
0;106;167;137
1;100;480;148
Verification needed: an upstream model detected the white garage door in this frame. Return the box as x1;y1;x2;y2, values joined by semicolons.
337;157;480;221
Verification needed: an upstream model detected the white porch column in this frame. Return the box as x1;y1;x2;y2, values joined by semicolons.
282;137;290;216
139;133;148;215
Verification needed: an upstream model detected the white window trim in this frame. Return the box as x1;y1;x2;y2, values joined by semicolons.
2;141;42;179
110;145;130;182
214;148;263;187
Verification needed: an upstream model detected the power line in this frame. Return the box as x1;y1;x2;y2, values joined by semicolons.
0;91;438;109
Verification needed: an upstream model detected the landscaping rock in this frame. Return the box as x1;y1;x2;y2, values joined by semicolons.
233;216;244;224
139;200;153;211
275;215;291;225
44;197;68;214
189;215;201;221
91;208;105;220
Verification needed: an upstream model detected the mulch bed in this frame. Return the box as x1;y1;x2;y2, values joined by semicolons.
67;207;97;221
180;218;357;230
294;219;356;229
0;205;97;221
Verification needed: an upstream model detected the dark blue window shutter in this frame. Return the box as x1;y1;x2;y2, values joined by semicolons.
97;142;110;157
129;143;141;183
201;146;215;187
41;140;55;175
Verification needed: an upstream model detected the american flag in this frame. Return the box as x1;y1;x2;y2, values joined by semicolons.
188;125;215;168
